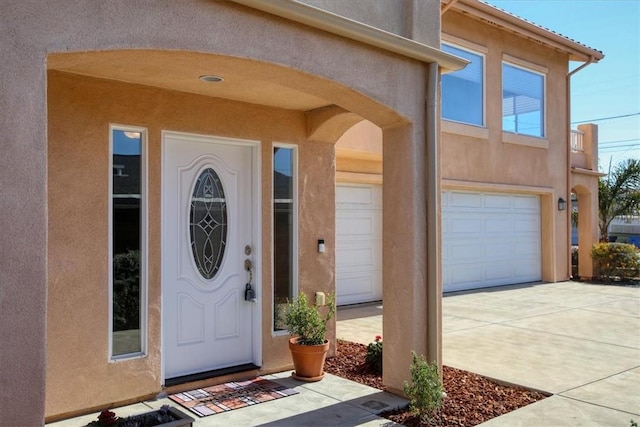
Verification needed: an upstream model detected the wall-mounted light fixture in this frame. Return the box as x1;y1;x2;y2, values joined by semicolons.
558;197;567;211
317;239;325;253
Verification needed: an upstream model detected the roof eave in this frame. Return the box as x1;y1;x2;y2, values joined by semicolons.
444;0;604;63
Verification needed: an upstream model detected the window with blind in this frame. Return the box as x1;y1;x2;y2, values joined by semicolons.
442;43;485;127
502;62;545;138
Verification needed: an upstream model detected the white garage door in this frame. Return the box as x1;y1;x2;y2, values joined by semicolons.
442;190;541;293
336;184;382;305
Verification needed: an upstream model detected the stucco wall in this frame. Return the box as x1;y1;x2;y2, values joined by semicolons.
46;71;335;418
299;0;440;45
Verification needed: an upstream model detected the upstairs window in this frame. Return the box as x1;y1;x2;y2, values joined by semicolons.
502;62;545;138
442;43;485;127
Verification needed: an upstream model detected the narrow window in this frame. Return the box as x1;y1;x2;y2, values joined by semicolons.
442;43;485;127
502;62;545;137
110;126;146;359
273;145;297;332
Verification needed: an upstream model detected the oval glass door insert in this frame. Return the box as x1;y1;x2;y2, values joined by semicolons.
190;168;227;279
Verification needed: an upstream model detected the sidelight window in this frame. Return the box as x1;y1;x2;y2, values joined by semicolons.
273;145;298;332
110;126;147;360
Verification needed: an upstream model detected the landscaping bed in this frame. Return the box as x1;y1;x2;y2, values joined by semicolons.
325;340;547;427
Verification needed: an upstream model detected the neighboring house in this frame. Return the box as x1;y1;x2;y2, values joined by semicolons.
1;0;468;424
609;216;640;247
335;0;603;304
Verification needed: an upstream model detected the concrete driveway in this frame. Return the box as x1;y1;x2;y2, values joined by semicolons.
337;281;640;426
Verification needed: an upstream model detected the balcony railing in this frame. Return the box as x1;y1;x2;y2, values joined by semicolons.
570;129;584;153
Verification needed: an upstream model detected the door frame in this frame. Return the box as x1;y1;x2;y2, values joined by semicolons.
160;130;262;384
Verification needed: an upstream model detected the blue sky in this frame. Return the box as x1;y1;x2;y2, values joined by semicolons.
486;0;640;173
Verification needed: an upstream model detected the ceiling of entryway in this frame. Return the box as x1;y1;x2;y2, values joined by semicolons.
48;50;332;111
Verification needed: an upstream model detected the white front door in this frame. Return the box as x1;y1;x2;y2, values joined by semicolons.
162;132;259;380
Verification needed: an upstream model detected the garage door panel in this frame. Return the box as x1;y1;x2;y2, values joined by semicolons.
484;241;512;259
450;216;484;234
514;217;539;232
484;194;512;209
337;247;375;269
338;273;381;302
337;216;376;237
485;217;509;233
336;184;383;305
336;185;379;206
513;195;540;210
451;264;486;285
513;240;540;256
450;192;483;208
447;240;484;260
484;262;512;281
443;190;541;292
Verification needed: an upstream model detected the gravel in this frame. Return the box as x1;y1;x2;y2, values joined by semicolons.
324;340;547;426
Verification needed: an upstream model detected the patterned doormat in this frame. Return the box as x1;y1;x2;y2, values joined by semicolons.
169;377;299;417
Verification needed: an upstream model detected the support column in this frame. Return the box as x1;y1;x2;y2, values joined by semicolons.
0;30;47;427
382;122;429;394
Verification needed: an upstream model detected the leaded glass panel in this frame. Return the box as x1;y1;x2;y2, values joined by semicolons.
190;168;227;280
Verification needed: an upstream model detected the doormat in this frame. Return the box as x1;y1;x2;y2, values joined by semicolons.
169;377;299;417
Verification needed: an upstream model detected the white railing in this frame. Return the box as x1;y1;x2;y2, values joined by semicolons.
570;129;584;152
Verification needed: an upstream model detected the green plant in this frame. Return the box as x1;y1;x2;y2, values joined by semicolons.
630;419;638;427
590;242;640;281
365;335;383;375
403;352;444;424
285;293;335;346
598;158;640;243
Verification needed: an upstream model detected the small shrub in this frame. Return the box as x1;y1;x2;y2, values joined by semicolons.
365;335;383;375
403;352;444;424
284;293;335;345
591;242;640;281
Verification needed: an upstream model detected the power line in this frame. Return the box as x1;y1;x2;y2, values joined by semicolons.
599;144;639;151
571;112;640;124
599;138;640;145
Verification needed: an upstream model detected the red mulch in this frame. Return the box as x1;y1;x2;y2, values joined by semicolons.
324;340;547;427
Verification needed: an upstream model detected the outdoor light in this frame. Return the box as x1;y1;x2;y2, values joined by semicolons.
558;197;567;211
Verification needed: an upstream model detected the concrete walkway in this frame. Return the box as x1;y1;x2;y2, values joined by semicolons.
48;371;407;426
337;281;640;426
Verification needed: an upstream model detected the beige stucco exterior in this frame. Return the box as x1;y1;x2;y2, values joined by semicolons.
0;0;603;423
1;0;471;424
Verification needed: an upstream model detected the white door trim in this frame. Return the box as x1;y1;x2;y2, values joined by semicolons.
160;130;261;384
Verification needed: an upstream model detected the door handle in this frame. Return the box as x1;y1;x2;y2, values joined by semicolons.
244;258;256;302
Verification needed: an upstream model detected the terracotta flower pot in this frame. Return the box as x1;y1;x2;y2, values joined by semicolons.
289;337;330;382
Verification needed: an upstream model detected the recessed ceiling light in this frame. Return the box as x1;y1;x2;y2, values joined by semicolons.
199;75;224;83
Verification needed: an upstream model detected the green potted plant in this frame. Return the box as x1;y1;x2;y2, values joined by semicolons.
285;292;335;382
